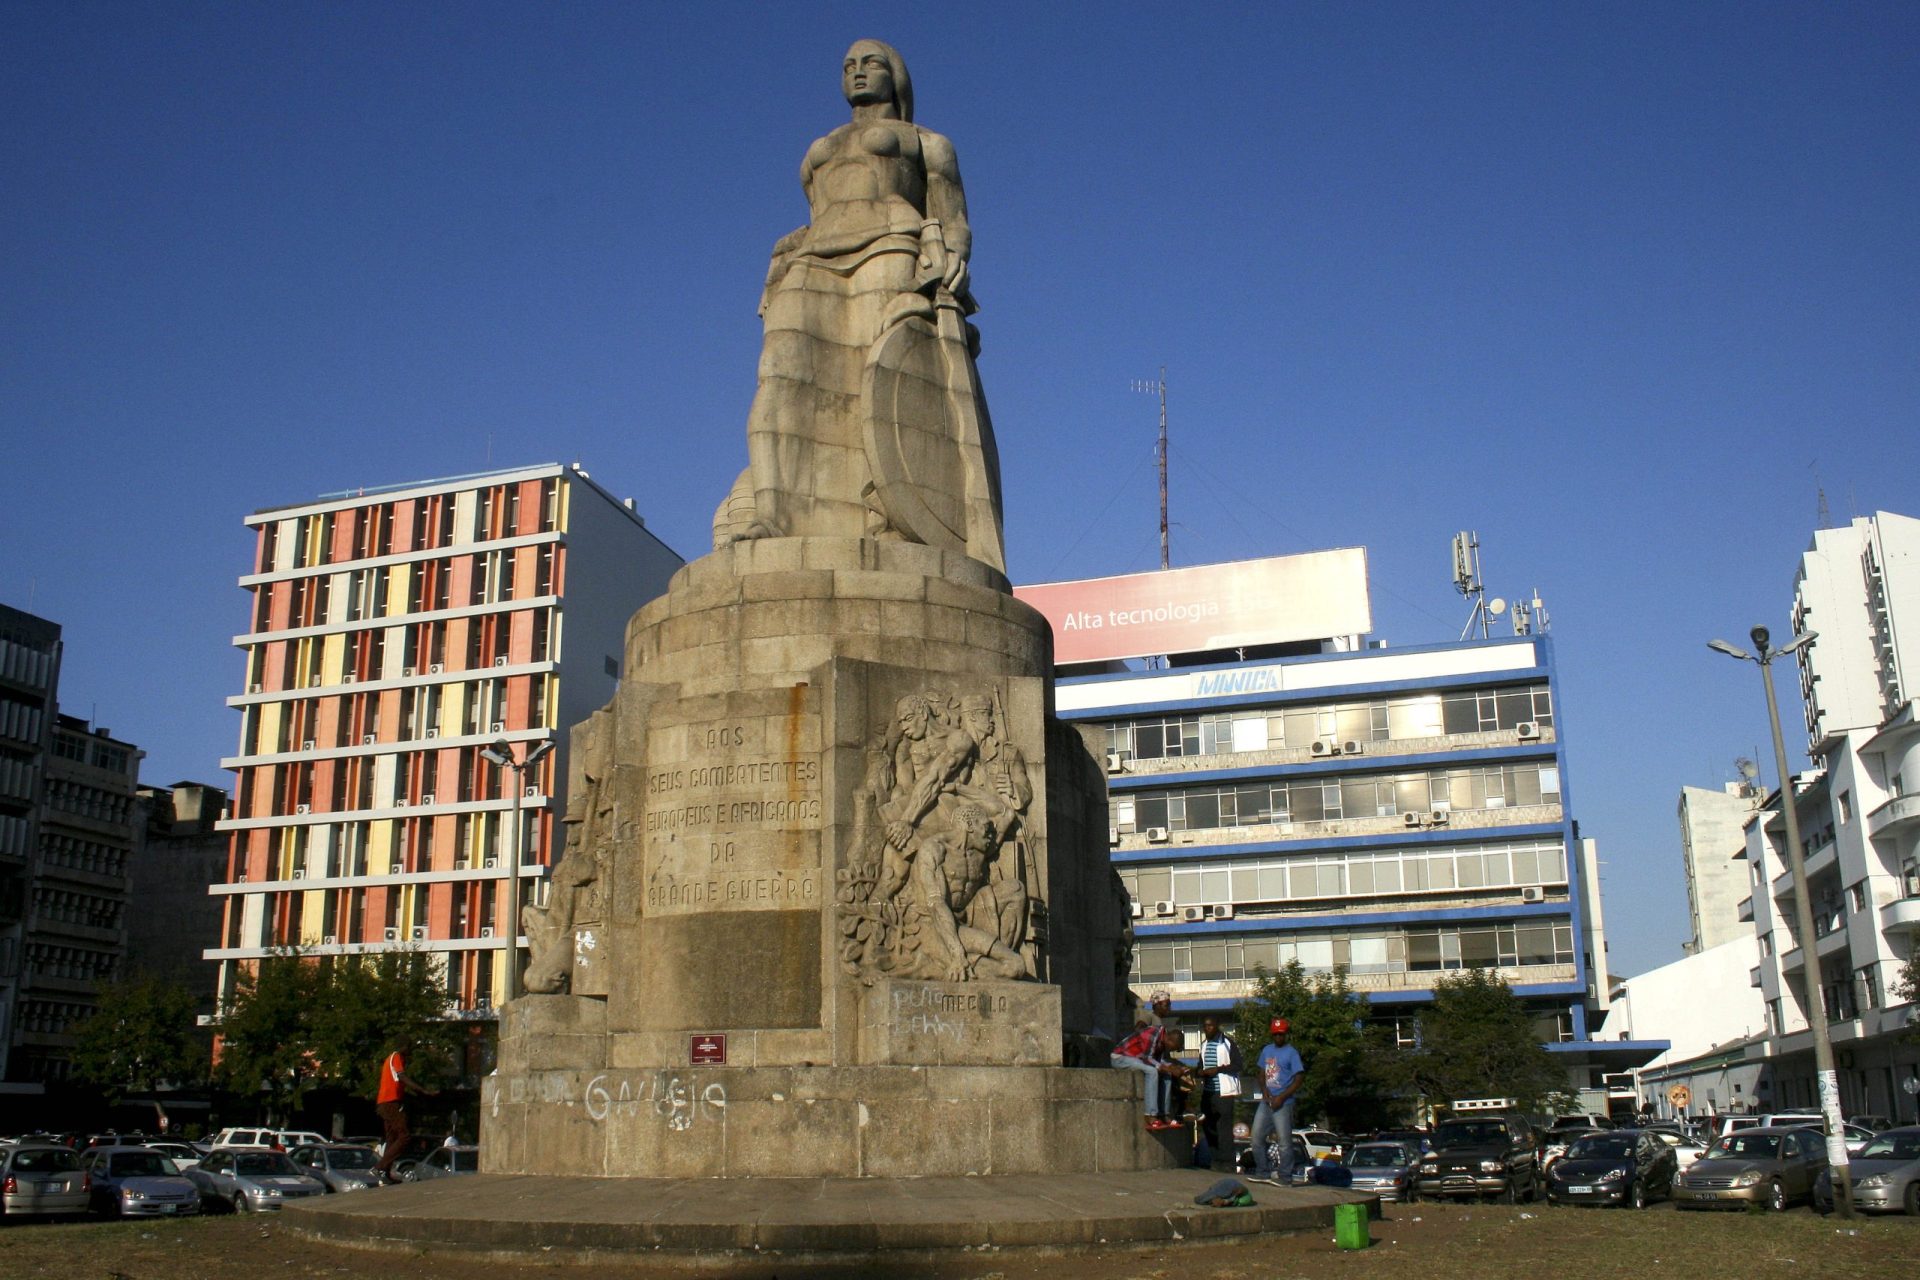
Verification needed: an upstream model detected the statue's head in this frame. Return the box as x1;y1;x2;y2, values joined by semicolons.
843;39;913;122
959;694;995;738
894;691;938;739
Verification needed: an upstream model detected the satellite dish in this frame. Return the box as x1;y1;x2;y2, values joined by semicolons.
1488;598;1508;616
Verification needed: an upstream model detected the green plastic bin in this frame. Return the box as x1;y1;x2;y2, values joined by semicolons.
1333;1200;1371;1250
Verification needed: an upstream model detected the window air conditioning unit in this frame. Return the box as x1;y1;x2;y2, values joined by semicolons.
1520;886;1545;904
1429;809;1451;825
484;855;498;868
1516;721;1541;740
362;734;376;745
494;657;508;668
236;870;247;881
425;728;438;739
394;797;410;807
421;794;436;805
524;785;539;799
310;676;324;688
480;925;495;938
1144;827;1171;843
1153;900;1176;917
1180;905;1206;922
249;682;262;694
294;803;311;815
453;857;468;870
490;722;505;734
1342;740;1364;755
429;663;444;674
292;868;305;879
1108;826;1121;847
1128;901;1143;919
476;994;492;1011
384;926;400;941
1310;740;1335;757
402;667;415;677
1105;753;1124;773
411;925;428;940
342;672;355;683
1403;811;1425;828
322;934;337;945
1211;904;1235;920
302;740;316;751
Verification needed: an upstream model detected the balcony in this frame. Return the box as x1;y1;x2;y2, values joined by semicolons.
1867;794;1920;842
1881;895;1920;937
1750;966;1762;988
1738;895;1754;923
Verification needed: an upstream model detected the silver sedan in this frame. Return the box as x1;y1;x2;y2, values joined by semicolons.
287;1144;383;1193
185;1148;327;1212
1814;1126;1920;1215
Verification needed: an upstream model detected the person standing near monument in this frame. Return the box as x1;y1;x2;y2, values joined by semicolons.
1250;1018;1304;1184
373;1035;436;1183
1193;1015;1243;1172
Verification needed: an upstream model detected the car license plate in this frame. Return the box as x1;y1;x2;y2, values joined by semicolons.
38;1181;64;1193
1568;1185;1593;1194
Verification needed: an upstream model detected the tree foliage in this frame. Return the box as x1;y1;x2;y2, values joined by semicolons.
70;976;207;1099
1233;961;1405;1132
1402;970;1572;1112
216;949;460;1119
1897;953;1920;1045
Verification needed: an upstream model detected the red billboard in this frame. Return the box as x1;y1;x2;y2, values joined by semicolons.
1015;549;1371;666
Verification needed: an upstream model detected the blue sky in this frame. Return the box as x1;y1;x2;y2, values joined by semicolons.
4;2;1916;980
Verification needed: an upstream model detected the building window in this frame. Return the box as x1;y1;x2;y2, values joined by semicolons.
1837;790;1852;824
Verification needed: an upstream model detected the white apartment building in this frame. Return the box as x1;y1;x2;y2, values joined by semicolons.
1679;781;1764;954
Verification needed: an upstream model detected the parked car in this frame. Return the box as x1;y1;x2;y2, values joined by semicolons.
1718;1113;1820;1139
144;1142;203;1171
1298;1128;1349;1161
1675;1126;1826;1211
1369;1127;1431;1152
1812;1126;1920;1215
288;1144;383;1193
1545;1129;1678;1209
207;1126;329;1152
1344;1141;1421;1202
1549;1113;1613;1133
80;1145;200;1218
186;1148;327;1212
0;1143;90;1218
401;1144;479;1182
1413;1113;1542;1203
1231;1124;1312;1181
1542;1127;1601;1172
1648;1129;1709;1171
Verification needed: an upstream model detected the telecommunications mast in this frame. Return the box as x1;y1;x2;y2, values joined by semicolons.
1131;367;1169;570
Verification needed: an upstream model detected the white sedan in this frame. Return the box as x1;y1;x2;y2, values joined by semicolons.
186;1148;327;1212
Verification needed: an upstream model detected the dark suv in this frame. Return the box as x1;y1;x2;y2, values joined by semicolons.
1413;1112;1542;1202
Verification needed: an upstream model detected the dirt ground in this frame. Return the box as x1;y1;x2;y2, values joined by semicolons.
1;1199;1913;1280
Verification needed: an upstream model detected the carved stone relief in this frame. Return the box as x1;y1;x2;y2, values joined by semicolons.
837;689;1034;983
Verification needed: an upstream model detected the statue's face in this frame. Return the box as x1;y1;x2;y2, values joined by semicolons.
897;699;930;739
843;42;894;107
961;706;993;740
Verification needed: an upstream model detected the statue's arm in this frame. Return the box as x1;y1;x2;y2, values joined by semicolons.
920;129;971;290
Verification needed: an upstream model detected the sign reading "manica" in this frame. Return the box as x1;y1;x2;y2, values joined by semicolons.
1015;549;1372;666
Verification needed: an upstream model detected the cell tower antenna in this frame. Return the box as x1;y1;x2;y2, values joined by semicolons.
1131;367;1169;570
1452;531;1491;639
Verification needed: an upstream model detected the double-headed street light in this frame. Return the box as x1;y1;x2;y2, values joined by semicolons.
1708;624;1853;1218
480;737;555;1002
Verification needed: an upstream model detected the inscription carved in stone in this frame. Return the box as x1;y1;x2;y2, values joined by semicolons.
837;689;1032;983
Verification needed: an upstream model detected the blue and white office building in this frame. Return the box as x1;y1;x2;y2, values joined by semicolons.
1019;550;1662;1106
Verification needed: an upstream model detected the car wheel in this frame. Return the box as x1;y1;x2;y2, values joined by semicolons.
1630;1181;1646;1210
1766;1180;1787;1213
1904;1181;1920;1217
1501;1180;1518;1205
233;1192;251;1214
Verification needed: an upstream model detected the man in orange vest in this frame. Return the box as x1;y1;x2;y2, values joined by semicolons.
373;1035;437;1182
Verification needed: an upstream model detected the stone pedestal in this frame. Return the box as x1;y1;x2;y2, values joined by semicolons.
485;538;1162;1178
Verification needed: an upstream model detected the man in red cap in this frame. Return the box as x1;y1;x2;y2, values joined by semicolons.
1250;1017;1303;1184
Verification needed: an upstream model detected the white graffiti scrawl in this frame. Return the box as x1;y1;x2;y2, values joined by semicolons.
584;1072;728;1130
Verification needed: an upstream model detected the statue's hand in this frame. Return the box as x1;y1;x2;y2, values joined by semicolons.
942;253;969;298
885;819;914;850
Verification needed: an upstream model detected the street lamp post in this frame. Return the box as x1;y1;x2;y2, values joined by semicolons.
480;738;554;1003
1708;625;1853;1218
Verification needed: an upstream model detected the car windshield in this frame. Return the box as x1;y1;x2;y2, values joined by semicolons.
1567;1136;1634;1160
1435;1122;1508;1147
109;1152;178;1176
1857;1134;1920;1161
450;1150;478;1172
1712;1134;1780;1160
234;1153;299;1176
11;1149;81;1173
1349;1146;1410;1168
328;1147;378;1169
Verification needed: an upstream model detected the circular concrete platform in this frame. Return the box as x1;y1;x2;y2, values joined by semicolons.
281;1169;1375;1265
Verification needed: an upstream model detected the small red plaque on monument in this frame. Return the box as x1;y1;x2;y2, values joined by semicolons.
690;1033;727;1065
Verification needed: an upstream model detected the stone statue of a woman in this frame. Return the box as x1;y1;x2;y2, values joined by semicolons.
713;39;1005;572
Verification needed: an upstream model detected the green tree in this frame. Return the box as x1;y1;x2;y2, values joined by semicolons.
1403;970;1572;1112
1896;953;1920;1045
216;949;459;1120
70;976;207;1100
1234;961;1404;1132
